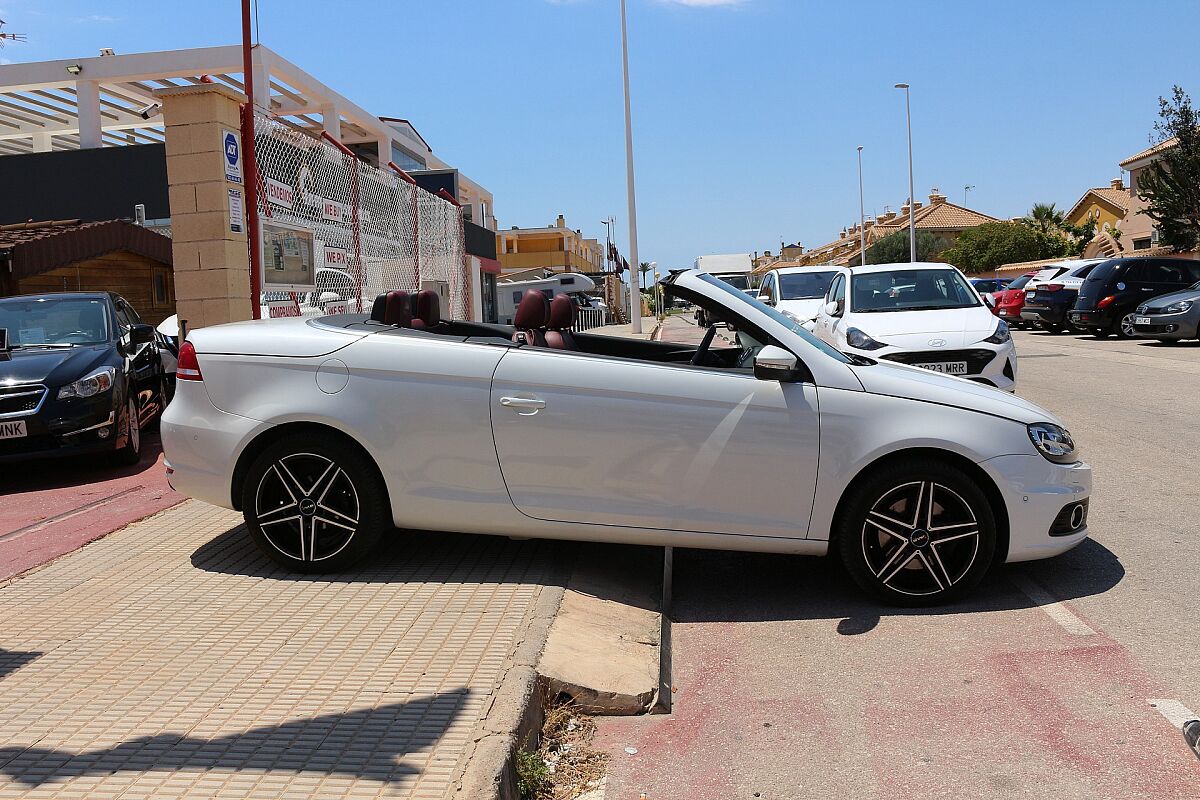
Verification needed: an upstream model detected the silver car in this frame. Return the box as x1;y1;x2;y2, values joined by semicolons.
1132;281;1200;342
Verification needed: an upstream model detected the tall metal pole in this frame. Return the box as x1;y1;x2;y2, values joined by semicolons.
895;83;915;263
241;0;263;319
620;0;642;334
856;145;866;266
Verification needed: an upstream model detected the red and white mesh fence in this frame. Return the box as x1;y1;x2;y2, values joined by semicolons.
251;114;469;319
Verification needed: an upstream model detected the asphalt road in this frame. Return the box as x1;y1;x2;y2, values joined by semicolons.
596;328;1200;799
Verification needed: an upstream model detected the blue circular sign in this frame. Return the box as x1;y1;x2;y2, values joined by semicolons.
224;132;239;165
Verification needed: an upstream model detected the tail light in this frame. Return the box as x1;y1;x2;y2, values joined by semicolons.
1044;283;1063;292
1097;295;1116;309
177;341;203;381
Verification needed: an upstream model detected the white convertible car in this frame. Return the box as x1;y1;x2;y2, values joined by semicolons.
162;270;1091;605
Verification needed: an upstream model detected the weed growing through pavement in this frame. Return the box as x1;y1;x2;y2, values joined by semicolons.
534;702;610;799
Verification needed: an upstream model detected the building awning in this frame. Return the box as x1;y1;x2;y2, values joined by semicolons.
477;256;502;275
0;219;172;280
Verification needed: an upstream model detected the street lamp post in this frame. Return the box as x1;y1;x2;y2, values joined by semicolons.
600;217;614;272
964;184;975;206
620;0;642;333
856;145;866;266
895;83;916;263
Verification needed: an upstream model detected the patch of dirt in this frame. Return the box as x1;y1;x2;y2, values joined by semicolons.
536;703;610;800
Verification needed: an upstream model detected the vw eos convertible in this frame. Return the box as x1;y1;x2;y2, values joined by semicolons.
162;269;1091;605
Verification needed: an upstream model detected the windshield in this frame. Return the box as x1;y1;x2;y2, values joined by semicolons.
0;296;111;346
779;271;836;300
690;273;850;363
1007;274;1033;290
850;268;981;312
713;273;750;290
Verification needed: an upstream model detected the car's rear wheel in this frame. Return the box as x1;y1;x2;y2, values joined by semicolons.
837;459;997;606
241;433;388;573
1113;311;1137;339
1039;322;1066;334
112;394;142;466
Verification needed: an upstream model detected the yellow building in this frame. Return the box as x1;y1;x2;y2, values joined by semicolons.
496;215;604;275
1064;178;1129;233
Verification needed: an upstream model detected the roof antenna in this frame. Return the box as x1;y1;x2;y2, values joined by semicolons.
0;18;28;46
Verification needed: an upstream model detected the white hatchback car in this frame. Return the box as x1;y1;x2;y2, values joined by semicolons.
162;269;1088;605
813;262;1018;392
756;266;839;324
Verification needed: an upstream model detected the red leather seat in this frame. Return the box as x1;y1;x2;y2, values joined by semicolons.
545;294;579;350
512;290;550;346
368;290;412;327
410;290;442;329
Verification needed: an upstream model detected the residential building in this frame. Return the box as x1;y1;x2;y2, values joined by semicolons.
1064;178;1129;234
755;190;996;273
496;215;604;275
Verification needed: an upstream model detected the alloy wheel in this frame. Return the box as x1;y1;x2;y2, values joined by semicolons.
1119;313;1137;338
254;452;361;562
127;397;140;454
861;480;980;598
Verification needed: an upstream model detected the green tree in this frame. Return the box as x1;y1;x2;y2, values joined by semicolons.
1136;85;1200;251
941;221;1069;274
638;261;653;288
1022;202;1067;235
864;229;948;264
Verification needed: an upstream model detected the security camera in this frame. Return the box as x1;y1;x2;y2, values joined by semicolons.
138;103;162;120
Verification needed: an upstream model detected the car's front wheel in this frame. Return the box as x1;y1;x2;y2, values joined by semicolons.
241;433;388;573
112;394;142;466
1113;311;1137;339
837;459;997;606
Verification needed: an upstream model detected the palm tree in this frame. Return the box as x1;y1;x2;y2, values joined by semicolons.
1023;202;1066;235
639;261;653;289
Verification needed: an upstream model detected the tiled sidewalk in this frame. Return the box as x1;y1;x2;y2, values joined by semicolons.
0;501;553;799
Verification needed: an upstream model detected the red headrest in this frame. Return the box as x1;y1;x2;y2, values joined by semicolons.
548;294;577;330
513;289;550;329
412;289;441;328
383;290;412;327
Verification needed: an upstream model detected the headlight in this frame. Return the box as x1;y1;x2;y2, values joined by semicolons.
1027;422;1079;464
983;319;1011;344
846;327;887;351
1164;300;1194;314
57;366;116;399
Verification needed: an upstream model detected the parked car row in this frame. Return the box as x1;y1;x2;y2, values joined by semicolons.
982;256;1200;341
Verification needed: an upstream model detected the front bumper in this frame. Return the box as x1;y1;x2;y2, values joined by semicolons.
860;341;1018;392
0;392;122;463
979;454;1092;562
1132;313;1200;340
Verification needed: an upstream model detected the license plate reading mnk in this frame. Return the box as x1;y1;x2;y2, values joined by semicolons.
917;361;969;375
0;420;27;439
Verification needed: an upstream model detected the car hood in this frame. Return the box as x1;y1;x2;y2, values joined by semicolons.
851;358;1061;426
1143;288;1200;307
776;298;825;321
853;307;1000;349
0;345;114;387
188;315;368;357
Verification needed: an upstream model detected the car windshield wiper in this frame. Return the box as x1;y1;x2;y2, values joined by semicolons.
11;343;75;349
857;304;974;313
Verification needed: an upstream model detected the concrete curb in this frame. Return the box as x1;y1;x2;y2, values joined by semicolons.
447;559;568;800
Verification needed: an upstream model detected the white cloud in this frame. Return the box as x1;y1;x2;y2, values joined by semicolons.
69;14;118;23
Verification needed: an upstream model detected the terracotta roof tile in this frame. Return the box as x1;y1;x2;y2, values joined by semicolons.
1119;137;1176;168
1065;187;1131;221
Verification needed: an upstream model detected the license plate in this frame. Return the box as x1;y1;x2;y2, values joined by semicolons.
998;309;1007;315
1135;316;1152;325
0;420;27;440
1025;290;1035;298
917;361;968;375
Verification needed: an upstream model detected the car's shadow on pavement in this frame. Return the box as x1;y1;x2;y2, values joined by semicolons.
0;689;469;787
3;433;164;493
670;537;1124;634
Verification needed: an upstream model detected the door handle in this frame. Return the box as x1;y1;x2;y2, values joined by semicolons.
499;396;546;415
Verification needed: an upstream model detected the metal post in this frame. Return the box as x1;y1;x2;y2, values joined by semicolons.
895;83;916;263
241;0;263;319
656;545;673;713
619;0;642;334
857;145;866;266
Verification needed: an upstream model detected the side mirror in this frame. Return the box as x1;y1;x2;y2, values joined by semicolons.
128;323;155;345
754;345;804;382
983;293;997;308
823;299;843;317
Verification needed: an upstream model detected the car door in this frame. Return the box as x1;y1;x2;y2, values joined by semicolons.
815;273;846;344
113;298;160;412
757;273;776;305
489;347;820;539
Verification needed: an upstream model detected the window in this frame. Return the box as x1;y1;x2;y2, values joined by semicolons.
153;271;169;306
1133;238;1152;250
850;269;979;312
779;271;836;300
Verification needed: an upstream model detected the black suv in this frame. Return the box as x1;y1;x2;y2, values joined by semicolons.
1069;257;1200;338
0;292;171;465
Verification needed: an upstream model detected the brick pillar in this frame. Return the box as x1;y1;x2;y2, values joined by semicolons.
155;84;253;330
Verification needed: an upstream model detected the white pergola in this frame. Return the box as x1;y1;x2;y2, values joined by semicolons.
0;44;433;164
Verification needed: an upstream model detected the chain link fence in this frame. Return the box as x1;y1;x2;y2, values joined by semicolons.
252;114;468;319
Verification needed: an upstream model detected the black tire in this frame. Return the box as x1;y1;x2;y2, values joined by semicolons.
836;458;997;606
112;393;142;466
1039;322;1065;334
1092;328;1110;339
1112;311;1137;339
241;432;388;573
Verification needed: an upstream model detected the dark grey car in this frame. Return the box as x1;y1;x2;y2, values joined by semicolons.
1132;282;1200;341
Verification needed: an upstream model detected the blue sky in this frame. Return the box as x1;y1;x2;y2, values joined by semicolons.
1;0;1195;268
